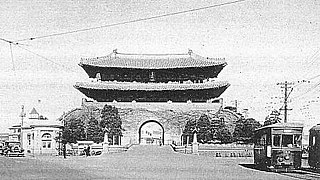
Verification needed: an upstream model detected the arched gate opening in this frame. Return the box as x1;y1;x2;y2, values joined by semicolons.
138;120;164;145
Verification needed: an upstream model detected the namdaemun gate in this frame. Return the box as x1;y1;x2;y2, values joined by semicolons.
74;49;232;145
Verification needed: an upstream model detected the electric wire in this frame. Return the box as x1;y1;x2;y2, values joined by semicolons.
292;49;320;89
291;81;320;101
16;45;78;73
14;0;246;42
301;49;320;78
275;48;320;103
9;43;15;71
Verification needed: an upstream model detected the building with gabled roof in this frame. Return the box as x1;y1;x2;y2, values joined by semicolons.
8;107;63;155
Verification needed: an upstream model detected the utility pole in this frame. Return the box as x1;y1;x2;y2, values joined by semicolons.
277;81;294;123
20;105;26;149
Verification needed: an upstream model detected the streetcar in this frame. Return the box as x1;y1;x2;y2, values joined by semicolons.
254;123;303;170
308;123;320;168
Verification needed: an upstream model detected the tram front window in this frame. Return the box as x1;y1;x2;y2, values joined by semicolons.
293;134;302;147
282;135;293;147
273;135;281;147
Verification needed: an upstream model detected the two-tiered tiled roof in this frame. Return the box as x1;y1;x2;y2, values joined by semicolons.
79;50;227;69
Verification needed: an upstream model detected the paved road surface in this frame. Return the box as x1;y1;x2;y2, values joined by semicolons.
0;145;296;179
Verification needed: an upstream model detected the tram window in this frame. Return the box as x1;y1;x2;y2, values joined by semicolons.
273;135;281;147
293;134;302;147
260;135;266;145
312;136;316;146
282;135;293;147
255;136;261;145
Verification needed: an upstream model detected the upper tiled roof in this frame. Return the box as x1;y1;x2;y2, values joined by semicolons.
79;50;227;69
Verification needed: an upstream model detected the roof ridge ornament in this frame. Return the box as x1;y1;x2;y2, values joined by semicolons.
188;49;193;56
113;49;118;58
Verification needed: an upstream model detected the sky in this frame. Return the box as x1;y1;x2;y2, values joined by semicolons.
0;0;320;133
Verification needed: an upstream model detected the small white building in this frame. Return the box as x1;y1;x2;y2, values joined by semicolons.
9;107;63;155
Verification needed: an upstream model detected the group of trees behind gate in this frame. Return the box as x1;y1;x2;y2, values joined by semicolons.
61;104;122;145
182;114;262;144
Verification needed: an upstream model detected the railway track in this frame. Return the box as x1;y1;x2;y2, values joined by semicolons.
278;169;320;180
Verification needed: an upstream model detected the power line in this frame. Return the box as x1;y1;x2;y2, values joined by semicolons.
301;49;320;78
291;81;320;101
276;48;320;101
0;38;18;45
14;0;246;42
9;43;15;71
16;45;78;73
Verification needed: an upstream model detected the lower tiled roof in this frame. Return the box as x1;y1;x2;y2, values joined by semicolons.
74;81;230;91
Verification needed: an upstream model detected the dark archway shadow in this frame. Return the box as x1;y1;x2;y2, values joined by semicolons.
138;120;164;145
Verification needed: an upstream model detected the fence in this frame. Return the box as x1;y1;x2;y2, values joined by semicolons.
172;144;253;157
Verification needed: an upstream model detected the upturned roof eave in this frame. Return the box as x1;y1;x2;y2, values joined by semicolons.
79;51;227;69
74;81;230;91
79;62;227;70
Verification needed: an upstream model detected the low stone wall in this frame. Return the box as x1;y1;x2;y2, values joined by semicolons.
171;145;193;154
106;144;132;153
172;144;253;157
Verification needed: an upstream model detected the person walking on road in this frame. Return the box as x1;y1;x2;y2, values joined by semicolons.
85;146;90;157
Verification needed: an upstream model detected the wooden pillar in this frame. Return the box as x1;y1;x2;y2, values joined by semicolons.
181;135;183;146
186;136;189;145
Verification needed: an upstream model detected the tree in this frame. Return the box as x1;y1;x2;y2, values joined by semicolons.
216;125;233;143
210;116;224;141
62;115;86;143
233;118;262;143
182;119;196;144
182;114;221;144
197;114;212;143
86;117;104;143
100;105;123;145
264;109;282;126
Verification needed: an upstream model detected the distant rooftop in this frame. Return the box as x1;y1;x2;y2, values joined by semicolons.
30;107;39;115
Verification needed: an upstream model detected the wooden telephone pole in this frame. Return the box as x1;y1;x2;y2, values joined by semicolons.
20;105;26;148
277;81;294;123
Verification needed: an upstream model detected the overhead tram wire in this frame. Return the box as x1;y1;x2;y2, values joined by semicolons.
301;49;320;78
14;0;246;43
0;38;18;71
291;81;320;101
9;43;15;71
275;48;320;103
16;45;78;73
1;37;75;73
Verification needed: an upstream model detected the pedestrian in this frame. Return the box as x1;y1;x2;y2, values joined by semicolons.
85;146;90;157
